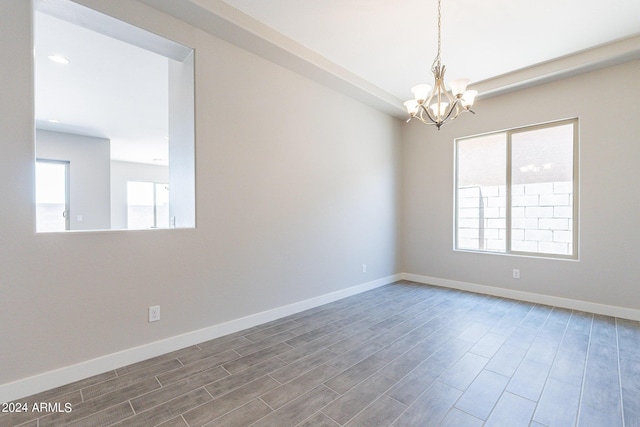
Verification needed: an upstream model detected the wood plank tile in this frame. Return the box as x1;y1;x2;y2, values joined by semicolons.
130;366;227;413
221;342;292;374
114;346;197;376
250;385;338;427
39;377;161;427
578;343;623;425
469;332;508;359
156;417;189;427
484;392;536;427
156;349;239;386
182;375;279;427
324;355;387;395
322;373;397;425
378;328;451;380
261;364;338;410
234;330;299;356
270;348;336;383
485;343;527;378
204;357;287;399
109;388;211;427
439;352;488;391
298;412;341;427
533;377;581;426
392;382;461;427
82;359;182;400
506;357;551;402
201;398;272;427
178;337;250;365
64;402;134;427
344;394;406;427
454;369;509;420
439;408;484;427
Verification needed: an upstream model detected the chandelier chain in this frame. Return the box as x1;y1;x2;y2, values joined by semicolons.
433;0;442;72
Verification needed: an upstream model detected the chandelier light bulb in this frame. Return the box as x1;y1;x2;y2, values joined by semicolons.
429;102;449;118
404;100;420;115
449;78;470;97
411;84;432;104
461;90;478;109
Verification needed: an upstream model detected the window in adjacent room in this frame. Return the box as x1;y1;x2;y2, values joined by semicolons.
127;181;169;229
35;159;70;232
455;118;578;259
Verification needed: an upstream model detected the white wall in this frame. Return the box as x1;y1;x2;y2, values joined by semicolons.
402;60;640;313
0;0;401;395
110;160;169;229
36;129;111;230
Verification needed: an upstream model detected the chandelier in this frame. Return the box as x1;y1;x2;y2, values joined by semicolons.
404;0;477;130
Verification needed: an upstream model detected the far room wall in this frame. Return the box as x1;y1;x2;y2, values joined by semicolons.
401;59;640;313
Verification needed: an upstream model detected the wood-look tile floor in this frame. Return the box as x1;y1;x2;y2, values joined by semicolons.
3;281;640;427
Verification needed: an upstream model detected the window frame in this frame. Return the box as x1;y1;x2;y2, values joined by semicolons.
454;118;579;260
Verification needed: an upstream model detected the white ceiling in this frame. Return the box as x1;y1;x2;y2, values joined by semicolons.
35;9;170;165
34;0;640;164
220;0;640;101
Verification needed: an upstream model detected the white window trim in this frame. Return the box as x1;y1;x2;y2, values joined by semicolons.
454;118;579;260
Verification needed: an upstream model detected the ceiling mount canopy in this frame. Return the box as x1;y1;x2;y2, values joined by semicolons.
404;0;477;130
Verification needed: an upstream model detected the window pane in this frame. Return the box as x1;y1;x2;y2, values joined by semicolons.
511;124;574;255
457;133;507;252
155;183;170;228
36;161;67;232
127;181;154;229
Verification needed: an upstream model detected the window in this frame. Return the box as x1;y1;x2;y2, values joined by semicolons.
127;181;169;229
34;0;195;232
35;159;69;232
455;119;578;259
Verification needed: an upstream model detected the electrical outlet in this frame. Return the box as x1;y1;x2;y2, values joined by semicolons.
362;264;367;273
513;269;520;279
149;305;160;322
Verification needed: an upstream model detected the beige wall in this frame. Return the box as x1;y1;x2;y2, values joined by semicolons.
401;59;640;311
0;0;401;390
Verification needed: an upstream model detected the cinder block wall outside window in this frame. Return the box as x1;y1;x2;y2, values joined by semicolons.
458;181;573;254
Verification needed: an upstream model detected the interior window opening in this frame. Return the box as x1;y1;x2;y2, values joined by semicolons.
33;0;195;232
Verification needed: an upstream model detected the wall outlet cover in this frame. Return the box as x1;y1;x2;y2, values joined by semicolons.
149;305;160;322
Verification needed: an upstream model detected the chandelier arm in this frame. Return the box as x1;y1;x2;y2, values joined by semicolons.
414;105;435;126
440;99;461;123
420;103;439;124
415;115;437;126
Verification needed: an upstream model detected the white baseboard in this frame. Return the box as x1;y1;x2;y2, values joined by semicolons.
402;272;640;321
0;274;400;403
